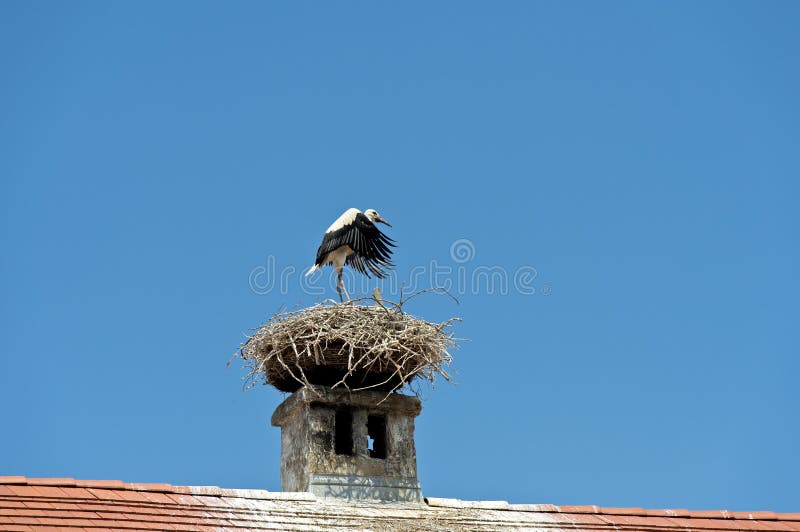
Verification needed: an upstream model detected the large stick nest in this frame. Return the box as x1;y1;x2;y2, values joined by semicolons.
239;294;459;395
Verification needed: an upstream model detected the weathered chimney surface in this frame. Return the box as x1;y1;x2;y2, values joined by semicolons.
271;386;423;503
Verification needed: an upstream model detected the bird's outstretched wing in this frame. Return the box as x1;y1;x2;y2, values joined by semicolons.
345;213;396;278
315;211;396;278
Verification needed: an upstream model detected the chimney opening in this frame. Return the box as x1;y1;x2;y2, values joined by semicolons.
367;414;387;459
334;408;353;456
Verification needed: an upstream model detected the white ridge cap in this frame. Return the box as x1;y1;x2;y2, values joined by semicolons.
425;497;465;508
187;485;317;501
425;497;512;510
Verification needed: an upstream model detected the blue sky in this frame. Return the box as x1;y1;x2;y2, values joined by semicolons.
1;0;798;513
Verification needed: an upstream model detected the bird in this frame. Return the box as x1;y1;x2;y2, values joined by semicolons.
306;208;396;302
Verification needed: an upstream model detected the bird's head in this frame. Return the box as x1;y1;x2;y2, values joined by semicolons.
364;209;392;227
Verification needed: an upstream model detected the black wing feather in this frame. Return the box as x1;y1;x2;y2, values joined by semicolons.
350;213;395;278
314;227;352;265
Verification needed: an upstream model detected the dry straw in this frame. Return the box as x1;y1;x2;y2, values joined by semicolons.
238;289;460;397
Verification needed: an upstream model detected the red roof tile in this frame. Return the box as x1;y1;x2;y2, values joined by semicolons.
24;478;77;487
0;476;797;531
75;480;126;490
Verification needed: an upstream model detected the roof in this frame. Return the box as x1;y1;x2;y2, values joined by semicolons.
1;476;798;531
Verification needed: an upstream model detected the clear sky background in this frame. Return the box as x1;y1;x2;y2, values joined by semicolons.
1;0;798;513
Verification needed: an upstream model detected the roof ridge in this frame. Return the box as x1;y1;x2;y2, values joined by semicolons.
0;476;315;502
2;477;798;521
423;497;800;521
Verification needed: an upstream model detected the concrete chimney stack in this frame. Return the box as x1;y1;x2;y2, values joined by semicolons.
271;386;423;503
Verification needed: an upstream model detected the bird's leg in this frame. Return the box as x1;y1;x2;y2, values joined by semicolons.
336;269;351;302
336;271;344;303
342;282;351;302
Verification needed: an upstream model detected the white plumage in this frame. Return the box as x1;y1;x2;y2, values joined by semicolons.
325;207;361;233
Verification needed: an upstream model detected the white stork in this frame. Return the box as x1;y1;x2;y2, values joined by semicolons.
306;208;395;302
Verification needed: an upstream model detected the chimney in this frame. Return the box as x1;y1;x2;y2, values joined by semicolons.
271;385;423;503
